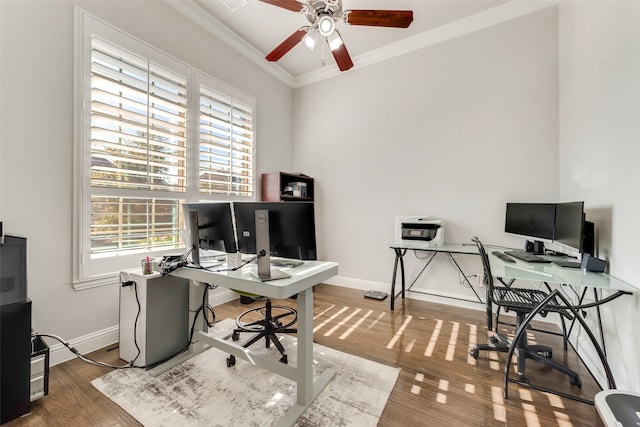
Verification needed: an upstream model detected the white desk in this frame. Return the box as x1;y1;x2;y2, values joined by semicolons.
389;242;480;310
128;260;338;427
488;251;638;403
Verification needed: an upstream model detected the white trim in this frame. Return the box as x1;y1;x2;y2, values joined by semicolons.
324;274;485;312
166;0;559;88
164;0;296;87
45;325;120;367
47;289;236;367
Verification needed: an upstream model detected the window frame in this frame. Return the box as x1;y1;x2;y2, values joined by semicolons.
73;9;256;289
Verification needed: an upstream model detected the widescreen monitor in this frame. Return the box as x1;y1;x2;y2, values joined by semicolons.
233;202;317;260
553;201;585;254
182;202;238;254
504;202;556;242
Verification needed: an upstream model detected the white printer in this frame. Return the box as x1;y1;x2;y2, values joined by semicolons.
394;216;444;247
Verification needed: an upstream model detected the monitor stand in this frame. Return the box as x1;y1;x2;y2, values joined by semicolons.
252;209;290;282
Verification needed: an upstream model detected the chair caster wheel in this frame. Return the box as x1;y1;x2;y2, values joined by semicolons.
232;331;240;341
279;355;288;364
226;355;236;367
469;347;479;359
571;376;582;387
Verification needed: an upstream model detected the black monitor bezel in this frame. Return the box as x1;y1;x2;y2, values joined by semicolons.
182;202;238;254
233;201;317;260
553;201;585;253
504;202;556;242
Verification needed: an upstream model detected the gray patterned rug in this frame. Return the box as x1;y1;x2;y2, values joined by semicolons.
92;318;399;426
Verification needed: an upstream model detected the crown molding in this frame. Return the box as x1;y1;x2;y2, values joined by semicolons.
164;0;296;87
167;0;559;89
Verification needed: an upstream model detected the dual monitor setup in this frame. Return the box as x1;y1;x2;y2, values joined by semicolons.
183;202;317;281
504;201;593;261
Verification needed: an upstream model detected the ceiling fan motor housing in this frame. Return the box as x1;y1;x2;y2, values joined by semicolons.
305;0;342;28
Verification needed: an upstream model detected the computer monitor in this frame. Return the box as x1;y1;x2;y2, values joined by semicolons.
233;202;317;260
553;201;585;255
182;202;238;254
504;202;556;245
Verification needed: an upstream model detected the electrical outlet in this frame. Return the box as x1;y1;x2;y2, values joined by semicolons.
477;272;485;287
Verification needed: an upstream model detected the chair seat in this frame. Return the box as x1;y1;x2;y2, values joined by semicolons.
494;286;572;318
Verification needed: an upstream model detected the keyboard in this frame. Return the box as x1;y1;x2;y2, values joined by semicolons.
552;260;581;268
503;250;550;263
491;251;515;263
271;259;304;268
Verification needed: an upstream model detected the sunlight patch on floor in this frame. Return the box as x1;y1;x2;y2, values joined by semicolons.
445;322;459;361
553;410;574;427
404;338;416;353
313;304;335;320
424;319;443;357
338;309;372;340
491;386;507;422
386;315;413;349
323;308;361;337
313;306;348;333
490;351;501;371
367;312;386;330
436;379;449;404
411;373;424;395
467;323;477;365
521;402;541;427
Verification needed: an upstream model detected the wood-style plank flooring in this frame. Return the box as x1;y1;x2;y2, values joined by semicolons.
6;284;600;426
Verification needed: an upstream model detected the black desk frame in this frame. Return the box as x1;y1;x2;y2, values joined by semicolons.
390;244;482;311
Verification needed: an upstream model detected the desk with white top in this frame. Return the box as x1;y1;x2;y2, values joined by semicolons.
389;242;480;310
120;260;338;427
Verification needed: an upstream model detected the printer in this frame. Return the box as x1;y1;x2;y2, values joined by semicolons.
394;216;444;247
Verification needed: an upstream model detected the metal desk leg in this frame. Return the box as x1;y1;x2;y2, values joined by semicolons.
276;287;335;427
502;290;616;405
390;248;406;311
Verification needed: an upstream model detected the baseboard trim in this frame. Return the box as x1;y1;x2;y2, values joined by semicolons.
324;275;486;312
47;289;239;367
47;325;120;367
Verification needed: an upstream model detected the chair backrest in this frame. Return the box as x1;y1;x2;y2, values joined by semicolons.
471;236;494;291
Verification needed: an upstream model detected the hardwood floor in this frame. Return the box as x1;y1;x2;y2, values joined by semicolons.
6;284;600;426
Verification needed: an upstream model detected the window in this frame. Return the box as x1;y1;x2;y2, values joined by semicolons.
74;11;255;288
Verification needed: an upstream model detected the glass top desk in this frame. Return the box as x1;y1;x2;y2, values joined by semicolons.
488;251;639;403
389;242;480;311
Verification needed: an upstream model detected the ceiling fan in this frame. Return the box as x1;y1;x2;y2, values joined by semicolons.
261;0;414;72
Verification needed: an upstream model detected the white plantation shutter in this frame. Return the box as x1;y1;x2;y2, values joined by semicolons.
198;84;254;196
75;12;255;284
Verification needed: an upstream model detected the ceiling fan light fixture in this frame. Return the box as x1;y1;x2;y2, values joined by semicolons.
317;15;335;36
327;31;343;51
303;29;320;50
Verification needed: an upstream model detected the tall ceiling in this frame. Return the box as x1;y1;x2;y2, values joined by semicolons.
166;0;554;87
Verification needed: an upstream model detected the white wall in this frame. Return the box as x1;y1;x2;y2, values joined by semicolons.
0;0;294;363
559;1;640;391
294;7;559;304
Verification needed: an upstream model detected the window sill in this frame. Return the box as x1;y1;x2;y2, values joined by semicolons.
72;274;120;291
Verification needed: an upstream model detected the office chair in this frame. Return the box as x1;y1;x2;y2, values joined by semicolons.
468;237;582;387
225;292;297;367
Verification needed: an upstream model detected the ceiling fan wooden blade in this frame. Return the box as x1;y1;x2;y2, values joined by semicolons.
259;0;305;13
343;10;414;28
329;32;353;72
266;28;307;62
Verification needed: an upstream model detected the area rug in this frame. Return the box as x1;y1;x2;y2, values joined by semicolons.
92;318;399;426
